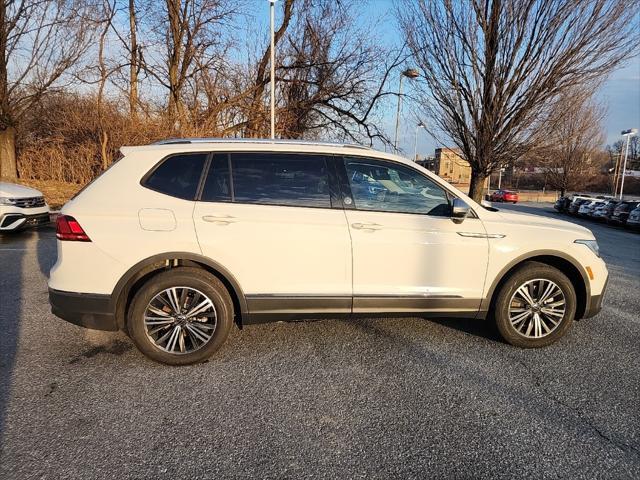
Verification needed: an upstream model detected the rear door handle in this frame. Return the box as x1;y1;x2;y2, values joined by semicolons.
351;222;382;230
202;215;236;224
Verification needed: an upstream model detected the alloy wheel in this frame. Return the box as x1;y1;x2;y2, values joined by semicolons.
508;279;566;339
143;287;217;354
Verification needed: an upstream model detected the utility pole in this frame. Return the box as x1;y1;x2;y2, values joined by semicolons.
269;0;276;139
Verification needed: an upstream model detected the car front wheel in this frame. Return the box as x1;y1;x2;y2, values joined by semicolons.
493;262;576;348
128;267;233;365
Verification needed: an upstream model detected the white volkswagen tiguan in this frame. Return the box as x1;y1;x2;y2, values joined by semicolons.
49;139;608;365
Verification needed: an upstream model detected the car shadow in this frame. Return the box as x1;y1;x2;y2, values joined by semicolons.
0;231;25;447
425;316;503;343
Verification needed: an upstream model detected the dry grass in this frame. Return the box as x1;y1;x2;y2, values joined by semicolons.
2;178;83;210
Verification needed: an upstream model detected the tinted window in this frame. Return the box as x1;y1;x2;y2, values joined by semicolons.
201;154;232;202
344;157;450;216
230;153;331;208
144;153;207;200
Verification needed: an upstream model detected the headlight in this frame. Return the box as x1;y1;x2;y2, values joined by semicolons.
0;197;16;206
575;239;600;257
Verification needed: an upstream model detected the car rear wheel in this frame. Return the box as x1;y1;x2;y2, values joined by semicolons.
128;267;233;365
493;262;576;348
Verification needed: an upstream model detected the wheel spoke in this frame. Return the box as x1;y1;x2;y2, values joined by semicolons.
166;288;182;314
510;310;531;327
185;298;214;319
144;317;175;326
147;305;171;317
179;328;186;353
538;282;557;304
165;325;181;352
516;284;536;306
185;323;211;344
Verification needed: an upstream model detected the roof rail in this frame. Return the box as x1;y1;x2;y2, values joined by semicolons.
152;137;371;150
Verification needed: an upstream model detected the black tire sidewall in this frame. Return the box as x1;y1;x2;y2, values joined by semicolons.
128;268;233;365
494;263;576;348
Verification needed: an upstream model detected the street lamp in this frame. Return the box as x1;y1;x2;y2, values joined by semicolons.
619;128;637;199
413;122;426;162
268;0;277;139
393;68;419;152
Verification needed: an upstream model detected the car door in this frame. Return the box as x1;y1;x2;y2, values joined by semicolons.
339;156;489;315
193;152;352;315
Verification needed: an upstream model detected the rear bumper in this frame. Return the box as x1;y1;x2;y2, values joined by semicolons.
583;273;609;319
48;288;118;331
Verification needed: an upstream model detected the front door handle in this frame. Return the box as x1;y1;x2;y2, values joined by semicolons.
202;215;236;225
351;222;382;231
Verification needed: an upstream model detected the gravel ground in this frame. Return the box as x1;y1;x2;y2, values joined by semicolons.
1;202;638;479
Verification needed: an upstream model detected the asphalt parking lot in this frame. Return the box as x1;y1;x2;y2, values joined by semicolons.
1;202;639;479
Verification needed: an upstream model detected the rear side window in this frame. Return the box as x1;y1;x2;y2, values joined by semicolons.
201;153;331;208
143;153;207;200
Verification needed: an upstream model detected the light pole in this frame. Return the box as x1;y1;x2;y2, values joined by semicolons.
269;0;277;139
413;122;425;161
619;128;637;199
394;68;419;152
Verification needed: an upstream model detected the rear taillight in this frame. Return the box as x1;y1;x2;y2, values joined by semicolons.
56;215;91;242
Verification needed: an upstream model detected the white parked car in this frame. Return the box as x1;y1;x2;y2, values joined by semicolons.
0;182;50;232
578;200;604;217
49;139;609;365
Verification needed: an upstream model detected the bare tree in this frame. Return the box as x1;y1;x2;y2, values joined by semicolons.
0;0;98;179
399;0;640;202
141;0;239;127
220;0;404;145
536;88;605;196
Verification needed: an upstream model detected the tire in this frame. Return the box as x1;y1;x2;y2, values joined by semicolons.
127;267;233;365
493;261;576;348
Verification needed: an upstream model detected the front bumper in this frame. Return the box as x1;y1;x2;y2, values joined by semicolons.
0;211;51;231
49;288;118;331
583;273;609;319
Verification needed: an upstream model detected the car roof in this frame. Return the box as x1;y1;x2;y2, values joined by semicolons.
120;137;417;168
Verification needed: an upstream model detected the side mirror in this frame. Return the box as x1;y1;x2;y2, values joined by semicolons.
451;198;470;223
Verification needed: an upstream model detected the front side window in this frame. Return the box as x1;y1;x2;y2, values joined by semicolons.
344;157;450;216
229;153;331;208
143;153;207;200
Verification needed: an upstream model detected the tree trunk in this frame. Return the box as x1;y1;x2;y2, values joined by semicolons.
0;126;17;179
468;170;486;203
129;0;138;120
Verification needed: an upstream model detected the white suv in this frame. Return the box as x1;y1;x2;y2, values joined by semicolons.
49;139;608;365
0;182;50;232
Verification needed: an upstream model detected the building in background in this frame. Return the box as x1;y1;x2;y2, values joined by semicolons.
431;148;471;185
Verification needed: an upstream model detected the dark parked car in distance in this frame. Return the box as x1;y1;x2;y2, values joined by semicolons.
626;205;640;231
554;197;571;212
608;201;639;226
591;200;619;222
